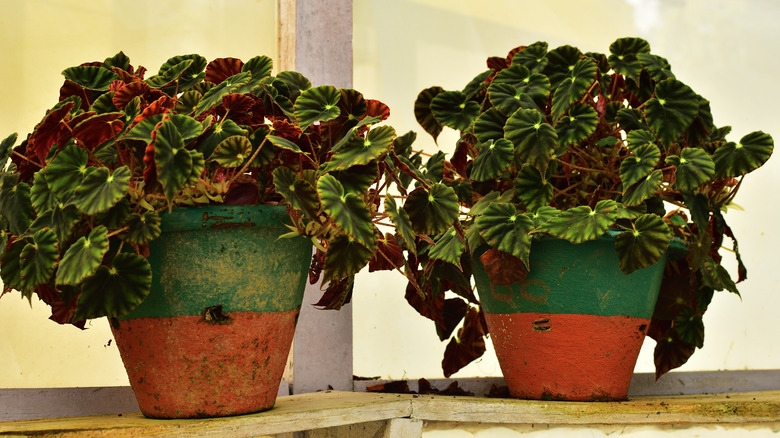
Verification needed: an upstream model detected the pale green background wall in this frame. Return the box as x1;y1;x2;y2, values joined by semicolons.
351;0;780;379
1;0;779;388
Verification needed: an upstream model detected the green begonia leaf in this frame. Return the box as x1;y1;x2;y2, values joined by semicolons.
242;56;274;86
470;139;514;182
266;135;303;154
61;66;119;91
638;53;674;81
1;240;26;291
514;164;553;212
644;79;699;146
616;108;650;132
385;195;416;254
195;119;247;158
666;148;715;190
429;226;465;267
414;86;444;142
622;169;663;206
539;199;619;244
326;125;395;171
545;45;583;89
487;83;524;116
403;183;459;235
473;108;508;144
555;102;598;146
125;114;204;143
511;41;549;73
145;59;195;88
620;142;661;187
430;90;480;131
0;133;18;171
31;172;55;213
153;120;192;203
208;135;252;168
551;58;598;120
56;226;109;286
318;174;374;248
712;131;774;178
626;129;658;150
322;234;376;284
529;206;560;227
294;85;341;131
121;212;162;245
475;202;534;268
19;228;59;288
44;145;88;197
75;253;152;320
462;70;492;99
493;64;550;108
50;203;81;244
157;54;208;91
0;175;35;235
72;166;130;215
615;214;671;274
330;162;379;194
90;92;117;114
194;71;252;115
673;307;704;348
700;257;738;295
608;37;651;83
505;108;558;173
273;71;310;101
273;167;320;219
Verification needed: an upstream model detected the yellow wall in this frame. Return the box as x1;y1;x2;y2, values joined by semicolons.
0;0;277;387
352;0;780;379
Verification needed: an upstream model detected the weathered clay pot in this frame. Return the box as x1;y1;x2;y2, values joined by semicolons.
111;205;311;418
474;234;675;401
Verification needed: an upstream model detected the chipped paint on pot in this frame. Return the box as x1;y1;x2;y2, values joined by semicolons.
111;205;311;418
474;235;672;401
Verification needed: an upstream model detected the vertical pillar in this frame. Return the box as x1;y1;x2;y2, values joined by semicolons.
277;0;354;394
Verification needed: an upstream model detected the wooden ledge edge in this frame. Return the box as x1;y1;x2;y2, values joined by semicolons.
2;391;779;436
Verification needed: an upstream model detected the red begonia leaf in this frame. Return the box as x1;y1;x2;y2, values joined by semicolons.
133;95;175;124
312;277;353;310
205;57;244;85
29;102;75;164
59;80;92;110
442;306;488;377
364;99;390;122
368;233;404;272
272;118;302;140
113;81;149;110
72;113;124;150
404;281;444;327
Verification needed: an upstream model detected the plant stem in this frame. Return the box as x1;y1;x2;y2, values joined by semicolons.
106;227;129;239
11;151;42;168
554;157;619;179
226;137;268;188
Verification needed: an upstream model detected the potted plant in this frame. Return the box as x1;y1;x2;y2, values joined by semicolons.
409;37;773;400
0;52;459;417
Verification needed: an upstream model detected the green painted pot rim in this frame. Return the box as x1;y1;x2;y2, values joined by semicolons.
158;204;290;232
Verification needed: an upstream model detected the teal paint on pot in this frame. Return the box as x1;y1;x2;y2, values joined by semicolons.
473;234;669;318
120;205;311;319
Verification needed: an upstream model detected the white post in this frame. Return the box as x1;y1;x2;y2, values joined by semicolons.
277;0;354;394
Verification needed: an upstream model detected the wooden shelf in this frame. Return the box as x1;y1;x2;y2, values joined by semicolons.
2;390;779;437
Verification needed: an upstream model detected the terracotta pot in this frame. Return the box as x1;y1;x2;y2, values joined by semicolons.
111;205;311;418
474;234;676;401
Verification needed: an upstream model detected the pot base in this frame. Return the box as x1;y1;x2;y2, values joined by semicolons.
485;312;650;401
112;309;298;418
